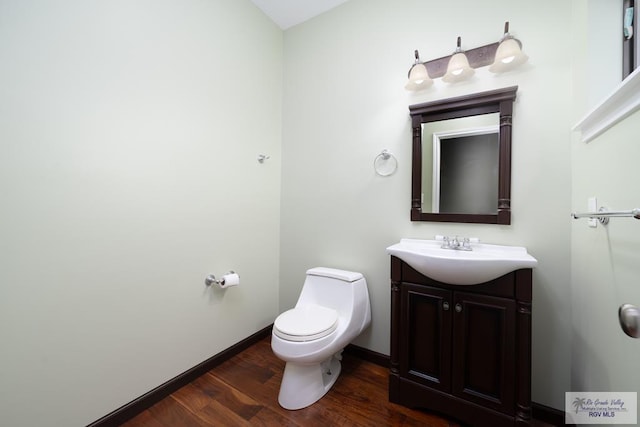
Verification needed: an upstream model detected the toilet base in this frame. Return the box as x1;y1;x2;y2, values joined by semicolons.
278;352;342;410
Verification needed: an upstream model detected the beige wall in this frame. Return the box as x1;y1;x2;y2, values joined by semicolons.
571;109;640;394
281;0;573;409
0;1;282;426
570;0;640;404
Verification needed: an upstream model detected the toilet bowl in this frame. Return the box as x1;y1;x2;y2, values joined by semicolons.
271;267;371;410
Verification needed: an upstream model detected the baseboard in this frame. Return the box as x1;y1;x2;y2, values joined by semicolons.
532;402;569;426
345;343;389;367
86;325;273;427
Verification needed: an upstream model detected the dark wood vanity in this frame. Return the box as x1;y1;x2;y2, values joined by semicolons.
389;256;533;426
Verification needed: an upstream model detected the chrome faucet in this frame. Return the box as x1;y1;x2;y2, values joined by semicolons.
441;235;473;251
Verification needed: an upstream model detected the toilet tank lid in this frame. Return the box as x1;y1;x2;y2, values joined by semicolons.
306;267;363;282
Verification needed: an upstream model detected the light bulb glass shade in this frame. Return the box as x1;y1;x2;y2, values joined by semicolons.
489;37;528;73
442;52;474;83
405;63;433;91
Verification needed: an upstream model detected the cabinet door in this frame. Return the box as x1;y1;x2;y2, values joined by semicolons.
400;284;452;393
452;291;516;414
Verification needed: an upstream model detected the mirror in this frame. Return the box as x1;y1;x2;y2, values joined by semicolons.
410;86;517;224
423;114;499;214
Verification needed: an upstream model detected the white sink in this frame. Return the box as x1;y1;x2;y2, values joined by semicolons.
386;239;538;285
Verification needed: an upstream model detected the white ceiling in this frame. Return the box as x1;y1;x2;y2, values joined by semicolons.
250;0;350;30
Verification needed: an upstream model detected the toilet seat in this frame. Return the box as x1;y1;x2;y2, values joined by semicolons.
274;305;338;342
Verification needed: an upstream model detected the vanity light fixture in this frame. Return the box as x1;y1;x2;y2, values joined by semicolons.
405;50;433;91
489;22;529;73
405;21;527;91
442;37;474;83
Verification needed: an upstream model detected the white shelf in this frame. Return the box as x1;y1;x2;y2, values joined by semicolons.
573;67;640;143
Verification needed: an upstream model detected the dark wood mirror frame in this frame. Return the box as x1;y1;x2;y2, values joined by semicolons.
410;86;518;224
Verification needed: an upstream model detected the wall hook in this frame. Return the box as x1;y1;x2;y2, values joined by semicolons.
257;154;270;163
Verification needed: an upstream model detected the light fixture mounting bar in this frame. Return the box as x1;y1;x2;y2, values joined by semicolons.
414;41;500;79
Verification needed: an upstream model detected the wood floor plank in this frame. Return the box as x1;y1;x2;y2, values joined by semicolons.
120;409;165;427
189;400;254;426
172;372;263;421
211;351;284;406
136;396;209;427
202;374;264;420
247;406;305;427
170;380;215;414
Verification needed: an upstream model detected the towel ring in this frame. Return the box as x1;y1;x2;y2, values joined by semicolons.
374;150;398;176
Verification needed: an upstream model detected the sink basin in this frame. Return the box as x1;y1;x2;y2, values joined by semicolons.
386;239;538;285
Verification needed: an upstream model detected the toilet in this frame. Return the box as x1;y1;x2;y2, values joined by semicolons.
271;267;371;410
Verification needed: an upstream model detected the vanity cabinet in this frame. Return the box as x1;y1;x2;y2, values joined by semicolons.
389;256;532;426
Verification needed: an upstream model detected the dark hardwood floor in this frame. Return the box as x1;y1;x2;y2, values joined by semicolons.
122;336;555;426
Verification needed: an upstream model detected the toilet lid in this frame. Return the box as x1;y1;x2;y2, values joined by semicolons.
273;305;338;342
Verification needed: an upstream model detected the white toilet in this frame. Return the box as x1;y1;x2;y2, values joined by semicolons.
271;267;371;410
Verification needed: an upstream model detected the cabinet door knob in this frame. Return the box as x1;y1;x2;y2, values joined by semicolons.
455;303;463;313
443;301;450;311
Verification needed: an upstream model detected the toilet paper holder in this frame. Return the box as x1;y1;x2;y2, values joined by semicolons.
204;271;238;288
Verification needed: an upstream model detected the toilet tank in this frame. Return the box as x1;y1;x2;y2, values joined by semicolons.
296;267;368;319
